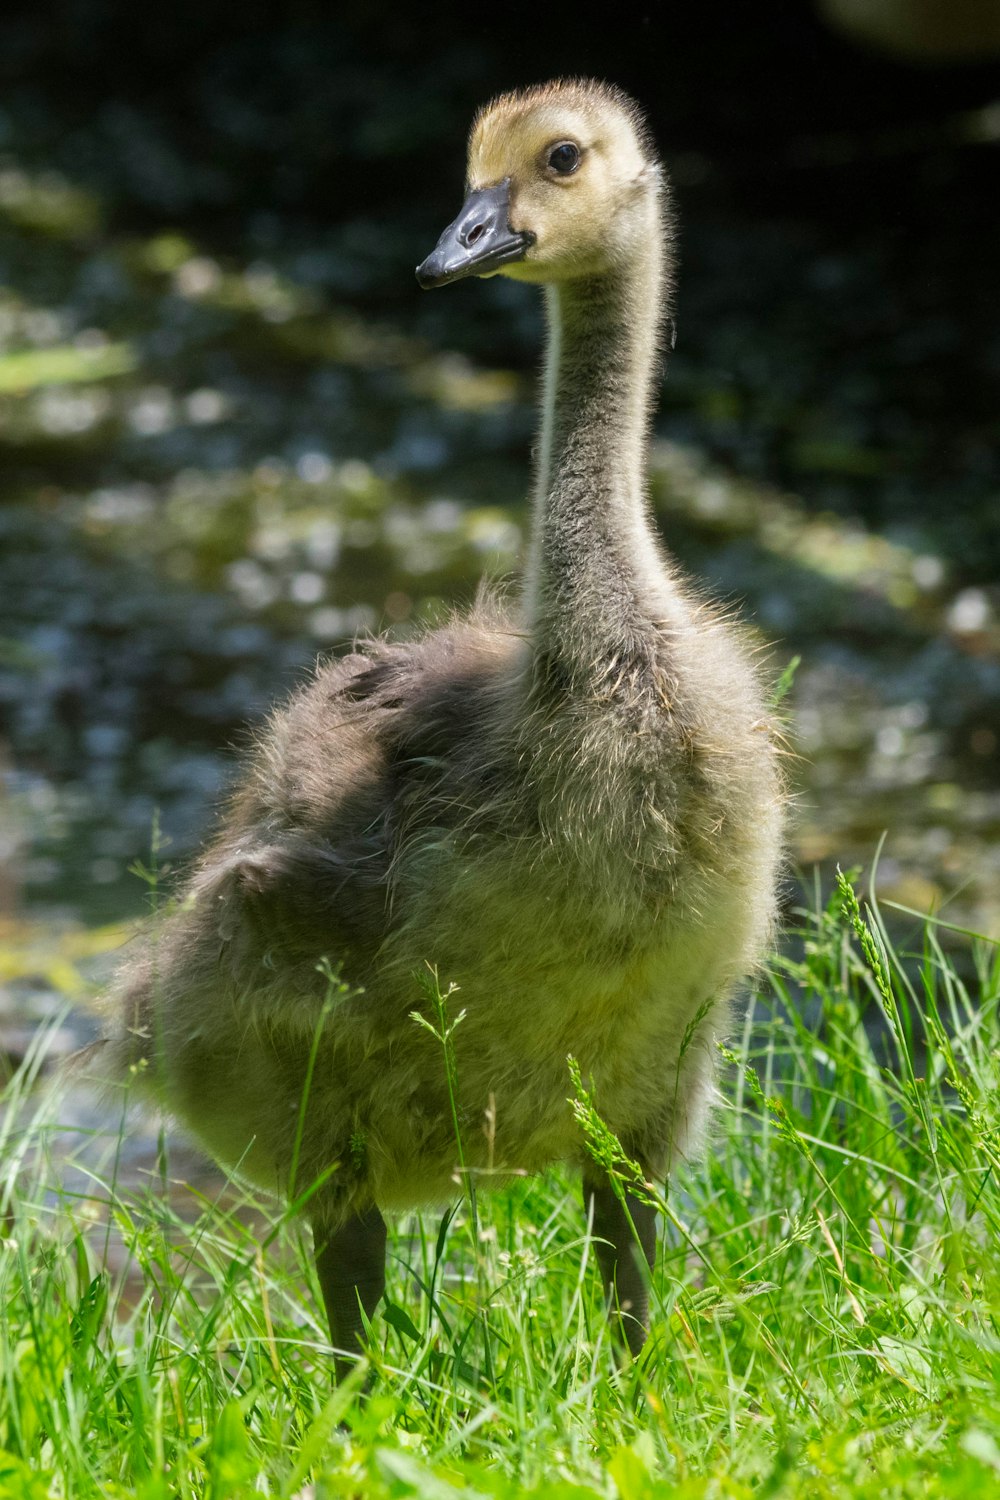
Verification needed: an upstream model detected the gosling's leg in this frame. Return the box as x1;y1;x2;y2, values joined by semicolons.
582;1168;657;1357
313;1206;387;1381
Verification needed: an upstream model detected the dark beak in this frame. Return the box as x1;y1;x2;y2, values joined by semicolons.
416;180;533;290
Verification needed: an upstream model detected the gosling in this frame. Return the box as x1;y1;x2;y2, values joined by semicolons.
100;78;784;1375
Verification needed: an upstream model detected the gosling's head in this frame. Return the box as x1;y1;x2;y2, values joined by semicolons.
416;79;664;290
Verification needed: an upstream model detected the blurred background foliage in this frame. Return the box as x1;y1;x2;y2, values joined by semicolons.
0;0;998;1010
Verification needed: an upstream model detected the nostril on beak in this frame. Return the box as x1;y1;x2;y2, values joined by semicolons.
465;222;486;246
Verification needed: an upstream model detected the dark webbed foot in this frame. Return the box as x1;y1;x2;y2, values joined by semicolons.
313;1205;387;1381
582;1168;657;1357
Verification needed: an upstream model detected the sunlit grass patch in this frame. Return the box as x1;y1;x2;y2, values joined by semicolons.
1;878;1000;1496
0;166;102;239
0;343;135;394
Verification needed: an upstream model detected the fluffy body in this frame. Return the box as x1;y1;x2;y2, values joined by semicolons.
100;79;784;1329
108;595;778;1216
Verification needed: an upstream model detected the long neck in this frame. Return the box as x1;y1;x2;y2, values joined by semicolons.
524;200;672;684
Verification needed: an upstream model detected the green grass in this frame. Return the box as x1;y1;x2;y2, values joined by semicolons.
0;342;135;393
3;873;1000;1498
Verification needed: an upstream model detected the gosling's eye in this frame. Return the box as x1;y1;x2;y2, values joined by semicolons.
547;141;581;176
